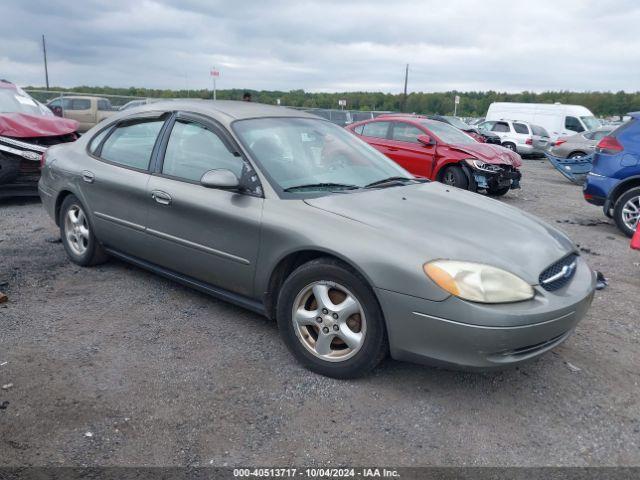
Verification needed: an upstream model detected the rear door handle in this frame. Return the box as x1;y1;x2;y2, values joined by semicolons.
81;171;95;183
151;190;172;205
387;147;399;151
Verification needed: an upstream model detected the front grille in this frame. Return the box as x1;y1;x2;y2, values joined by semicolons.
485;137;501;145
538;254;578;291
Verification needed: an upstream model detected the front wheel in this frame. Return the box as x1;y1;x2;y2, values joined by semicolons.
59;194;108;266
276;258;388;378
441;165;469;190
488;186;510;196
568;152;586;159
502;142;517;152
613;187;640;237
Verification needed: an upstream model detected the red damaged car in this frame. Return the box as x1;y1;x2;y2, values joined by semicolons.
346;114;522;196
0;80;79;198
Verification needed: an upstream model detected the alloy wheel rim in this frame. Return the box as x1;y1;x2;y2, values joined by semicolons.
292;281;366;362
621;195;640;231
64;204;90;256
444;171;456;186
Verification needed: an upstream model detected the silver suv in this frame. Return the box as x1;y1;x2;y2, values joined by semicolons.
478;120;550;156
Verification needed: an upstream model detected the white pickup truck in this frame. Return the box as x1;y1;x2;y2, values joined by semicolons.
46;96;117;132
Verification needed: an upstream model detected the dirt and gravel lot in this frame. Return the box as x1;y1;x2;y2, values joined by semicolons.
0;159;639;467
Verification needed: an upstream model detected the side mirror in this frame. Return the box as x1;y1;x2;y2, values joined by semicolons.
417;134;433;146
200;169;240;190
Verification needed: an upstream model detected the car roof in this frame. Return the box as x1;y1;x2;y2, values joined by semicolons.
129;99;319;124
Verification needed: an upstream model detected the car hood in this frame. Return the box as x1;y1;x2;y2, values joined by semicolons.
0;113;79;138
448;143;522;167
304;182;575;284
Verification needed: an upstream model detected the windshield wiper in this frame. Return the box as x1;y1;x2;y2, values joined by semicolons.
364;176;423;189
284;182;360;192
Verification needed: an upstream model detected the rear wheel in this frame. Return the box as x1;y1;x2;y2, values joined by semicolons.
276;258;387;378
502;142;517;152
441;165;469;190
59;195;108;266
568;151;586;159
613;187;640;237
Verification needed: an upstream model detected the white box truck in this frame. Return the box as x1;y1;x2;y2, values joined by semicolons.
485;102;601;141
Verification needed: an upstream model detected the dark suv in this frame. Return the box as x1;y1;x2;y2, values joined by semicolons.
583;112;640;237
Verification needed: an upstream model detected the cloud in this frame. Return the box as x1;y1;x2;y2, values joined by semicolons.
1;0;639;92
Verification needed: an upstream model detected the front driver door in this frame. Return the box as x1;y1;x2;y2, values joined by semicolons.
144;112;264;298
388;121;435;177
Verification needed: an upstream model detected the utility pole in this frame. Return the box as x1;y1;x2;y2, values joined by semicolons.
42;34;50;90
402;63;409;112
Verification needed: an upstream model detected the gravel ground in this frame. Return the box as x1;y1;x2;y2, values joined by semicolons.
0;159;639;467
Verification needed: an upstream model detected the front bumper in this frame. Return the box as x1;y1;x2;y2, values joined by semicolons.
376;257;596;370
470;167;521;190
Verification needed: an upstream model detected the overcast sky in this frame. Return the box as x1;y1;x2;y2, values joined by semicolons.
2;0;639;93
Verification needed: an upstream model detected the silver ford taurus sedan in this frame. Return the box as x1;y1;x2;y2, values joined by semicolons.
38;101;597;378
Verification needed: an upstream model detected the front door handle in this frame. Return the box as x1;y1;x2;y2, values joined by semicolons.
81;171;95;183
151;190;172;206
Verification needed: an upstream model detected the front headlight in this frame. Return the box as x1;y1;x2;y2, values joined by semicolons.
423;260;534;303
464;159;502;173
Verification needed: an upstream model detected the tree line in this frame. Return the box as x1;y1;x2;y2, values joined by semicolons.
28;85;640;117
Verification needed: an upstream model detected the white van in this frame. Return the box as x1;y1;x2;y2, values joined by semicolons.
485;102;601;141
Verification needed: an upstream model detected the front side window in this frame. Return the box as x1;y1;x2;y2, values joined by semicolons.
565;116;585;133
233;117;410;195
99;119;164;170
513;123;529;134
361;121;390;139
353;124;365;135
69;99;91;110
391;122;424;143
162;119;244;182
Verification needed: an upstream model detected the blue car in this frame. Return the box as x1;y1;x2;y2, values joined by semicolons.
583;112;640;237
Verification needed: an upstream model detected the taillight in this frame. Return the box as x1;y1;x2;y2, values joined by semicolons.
554;139;566;147
596;136;623;154
525;138;533;145
40;149;48;169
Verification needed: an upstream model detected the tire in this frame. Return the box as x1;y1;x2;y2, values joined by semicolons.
502;142;517;152
441;165;469;190
59;194;108;266
568;152;586;159
276;258;388;378
488;186;510;196
613;187;640;238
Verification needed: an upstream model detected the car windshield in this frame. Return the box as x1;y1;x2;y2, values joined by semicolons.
420;120;477;145
443;116;471;130
581;116;601;130
0;87;52;116
233;117;412;195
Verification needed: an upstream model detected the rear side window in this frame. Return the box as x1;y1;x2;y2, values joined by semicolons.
99;119;164;170
531;125;549;137
89;127;111;154
492;122;510;133
361;121;390;139
391;122;423;143
97;99;111;111
565;116;585;133
513;123;529;134
162;119;244;182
